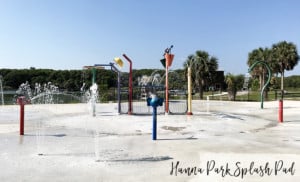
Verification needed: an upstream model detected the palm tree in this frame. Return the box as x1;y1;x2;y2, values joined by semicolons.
183;50;218;99
247;47;272;90
272;41;299;97
247;47;275;99
206;56;218;90
225;74;244;101
225;74;236;101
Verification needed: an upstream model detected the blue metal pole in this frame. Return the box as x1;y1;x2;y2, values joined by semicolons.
152;106;157;140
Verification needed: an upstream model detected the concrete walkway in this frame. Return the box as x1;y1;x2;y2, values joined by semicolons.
0;100;300;181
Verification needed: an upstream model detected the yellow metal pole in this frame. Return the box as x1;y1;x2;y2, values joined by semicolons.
187;67;193;115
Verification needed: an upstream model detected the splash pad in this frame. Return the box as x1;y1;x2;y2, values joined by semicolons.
1;52;299;181
1;65;300;181
1;100;300;181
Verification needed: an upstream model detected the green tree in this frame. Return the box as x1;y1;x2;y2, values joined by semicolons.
247;47;275;99
272;41;299;95
247;47;273;90
250;78;260;91
225;74;244;101
183;50;218;99
270;77;280;90
285;76;300;88
4;69;30;89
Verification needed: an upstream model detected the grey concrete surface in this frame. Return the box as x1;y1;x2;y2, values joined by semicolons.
0;100;300;181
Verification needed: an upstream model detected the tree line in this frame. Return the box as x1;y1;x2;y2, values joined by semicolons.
1;67;299;93
1;40;299;101
0;68;187;91
0;68;114;91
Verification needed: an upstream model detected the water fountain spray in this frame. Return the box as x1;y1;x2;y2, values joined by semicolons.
15;81;60;136
83;66;103;116
89;83;98;117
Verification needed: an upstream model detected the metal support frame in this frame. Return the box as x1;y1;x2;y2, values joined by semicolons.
163;45;174;114
94;63;122;114
248;61;272;109
122;54;133;115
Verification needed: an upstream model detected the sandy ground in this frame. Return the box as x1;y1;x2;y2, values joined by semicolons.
0;100;300;181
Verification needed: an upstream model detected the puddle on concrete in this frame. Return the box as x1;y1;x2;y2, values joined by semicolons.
160;138;197;141
96;156;173;163
213;113;244;120
38;153;95;157
161;126;186;131
52;134;67;137
214;134;223;136
250;121;278;133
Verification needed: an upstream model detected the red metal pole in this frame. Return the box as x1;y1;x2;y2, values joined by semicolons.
20;103;24;135
17;97;25;135
164;53;174;114
279;99;283;123
122;54;133;115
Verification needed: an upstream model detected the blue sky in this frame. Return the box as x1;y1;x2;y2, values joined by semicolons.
0;0;300;76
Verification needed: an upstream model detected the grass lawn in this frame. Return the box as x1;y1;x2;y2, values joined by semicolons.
198;88;300;101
